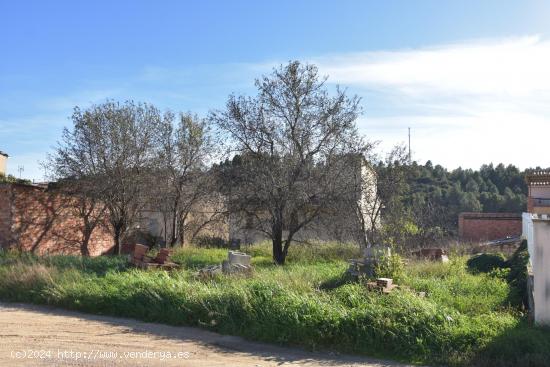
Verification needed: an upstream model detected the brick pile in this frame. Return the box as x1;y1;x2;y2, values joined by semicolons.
129;244;179;270
366;277;398;293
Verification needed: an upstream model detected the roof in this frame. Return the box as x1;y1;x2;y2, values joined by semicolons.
529;213;550;221
0;151;8;157
525;170;550;186
459;212;522;220
0;181;50;190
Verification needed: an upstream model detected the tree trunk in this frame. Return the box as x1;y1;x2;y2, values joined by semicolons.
81;230;92;256
113;227;122;255
272;223;286;265
169;203;179;246
177;213;187;247
170;213;178;246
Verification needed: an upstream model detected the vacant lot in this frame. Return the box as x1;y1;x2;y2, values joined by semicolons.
0;243;549;366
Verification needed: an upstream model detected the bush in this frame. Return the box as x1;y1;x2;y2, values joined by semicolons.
506;240;530;307
467;253;507;273
374;253;404;282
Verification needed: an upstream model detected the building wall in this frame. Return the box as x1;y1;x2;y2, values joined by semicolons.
526;171;550;214
1;183;113;256
458;212;522;241
529;186;550;198
0;154;6;176
528;217;550;324
138;199;228;246
0;185;13;248
527;186;550;214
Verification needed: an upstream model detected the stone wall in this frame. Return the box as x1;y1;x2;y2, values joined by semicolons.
0;183;113;256
458;212;522;242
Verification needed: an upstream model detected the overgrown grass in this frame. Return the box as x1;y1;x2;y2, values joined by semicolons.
0;243;547;367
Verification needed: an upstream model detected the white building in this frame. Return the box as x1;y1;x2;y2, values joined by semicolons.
523;171;550;324
0;151;7;176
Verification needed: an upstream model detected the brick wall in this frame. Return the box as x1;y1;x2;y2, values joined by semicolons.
458;212;522;242
0;185;13;248
0;183;113;256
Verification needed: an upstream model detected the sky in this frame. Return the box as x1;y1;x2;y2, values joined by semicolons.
1;0;550;180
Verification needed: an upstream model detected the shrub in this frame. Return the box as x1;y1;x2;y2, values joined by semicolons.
506;240;530;307
374;253;404;282
467;253;507;273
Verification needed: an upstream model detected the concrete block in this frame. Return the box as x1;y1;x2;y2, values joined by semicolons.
228;251;251;266
376;278;393;288
222;260;252;275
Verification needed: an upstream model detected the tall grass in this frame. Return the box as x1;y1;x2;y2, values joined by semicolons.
0;244;548;366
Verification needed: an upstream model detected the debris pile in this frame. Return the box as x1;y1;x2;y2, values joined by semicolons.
222;251;252;274
365;277;398;293
129;244;179;270
198;251;252;278
412;248;449;262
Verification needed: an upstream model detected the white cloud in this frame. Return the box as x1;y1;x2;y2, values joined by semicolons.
317;36;550;97
5;36;550;179
312;36;550;169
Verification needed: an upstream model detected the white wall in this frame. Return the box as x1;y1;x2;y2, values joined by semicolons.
527;215;550;324
523;212;534;266
0;155;6;176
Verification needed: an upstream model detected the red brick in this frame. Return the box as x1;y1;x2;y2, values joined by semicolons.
0;183;113;256
458;212;522;242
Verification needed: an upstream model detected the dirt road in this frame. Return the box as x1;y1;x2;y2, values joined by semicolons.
0;302;411;367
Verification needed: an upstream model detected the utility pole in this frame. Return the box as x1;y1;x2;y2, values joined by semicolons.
408;127;411;163
17;165;24;179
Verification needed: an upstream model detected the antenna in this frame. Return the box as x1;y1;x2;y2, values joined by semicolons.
17;165;24;179
408;127;411;163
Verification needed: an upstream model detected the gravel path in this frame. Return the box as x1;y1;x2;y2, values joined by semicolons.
0;302;412;367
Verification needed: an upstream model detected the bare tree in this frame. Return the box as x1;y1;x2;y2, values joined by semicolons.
211;61;368;265
53;178;107;256
154;112;222;246
50;100;162;254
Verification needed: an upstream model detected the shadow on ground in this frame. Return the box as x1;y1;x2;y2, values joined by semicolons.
469;320;550;367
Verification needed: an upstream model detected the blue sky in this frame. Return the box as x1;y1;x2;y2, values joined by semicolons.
1;0;550;180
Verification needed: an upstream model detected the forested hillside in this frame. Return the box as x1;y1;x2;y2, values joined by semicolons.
376;161;531;246
408;161;527;214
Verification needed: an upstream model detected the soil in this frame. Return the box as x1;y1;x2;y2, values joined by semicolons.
0;302;412;367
